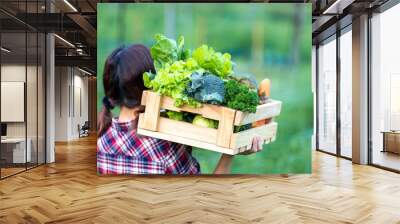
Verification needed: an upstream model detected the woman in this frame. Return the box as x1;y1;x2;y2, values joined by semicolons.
97;44;263;175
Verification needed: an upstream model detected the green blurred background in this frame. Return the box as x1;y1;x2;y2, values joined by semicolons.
97;3;312;174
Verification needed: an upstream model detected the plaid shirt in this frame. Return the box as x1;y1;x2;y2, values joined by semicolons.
97;118;200;175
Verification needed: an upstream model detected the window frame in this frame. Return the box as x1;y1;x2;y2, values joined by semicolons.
315;24;352;160
367;2;400;173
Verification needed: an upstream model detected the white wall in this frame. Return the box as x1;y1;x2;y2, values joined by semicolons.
55;67;69;141
54;67;89;141
72;73;89;138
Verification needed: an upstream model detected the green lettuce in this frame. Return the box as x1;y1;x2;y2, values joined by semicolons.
143;59;201;107
192;115;218;129
150;34;190;71
192;45;233;78
166;111;184;121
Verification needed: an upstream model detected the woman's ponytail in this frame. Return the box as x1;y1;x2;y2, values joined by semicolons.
98;105;112;137
98;97;114;136
98;44;156;136
98;47;122;137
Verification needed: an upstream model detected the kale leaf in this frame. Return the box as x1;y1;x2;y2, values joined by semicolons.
186;72;225;105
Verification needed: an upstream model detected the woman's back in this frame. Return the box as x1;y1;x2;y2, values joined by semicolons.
97;118;200;174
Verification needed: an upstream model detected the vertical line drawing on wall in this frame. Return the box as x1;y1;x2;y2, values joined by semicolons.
25;6;28;171
59;68;62;117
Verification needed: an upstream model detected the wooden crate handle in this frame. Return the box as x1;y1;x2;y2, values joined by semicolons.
141;91;162;131
216;107;236;148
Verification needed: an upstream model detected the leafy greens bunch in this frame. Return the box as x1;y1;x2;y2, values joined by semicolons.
143;34;259;113
144;58;201;107
192;45;232;78
150;34;190;71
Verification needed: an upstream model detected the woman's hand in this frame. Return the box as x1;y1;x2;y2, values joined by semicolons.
213;136;264;174
239;136;264;155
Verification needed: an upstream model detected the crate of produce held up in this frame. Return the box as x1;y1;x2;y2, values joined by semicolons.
137;34;282;155
138;90;281;155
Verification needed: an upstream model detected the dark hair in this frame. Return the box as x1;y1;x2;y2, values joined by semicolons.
98;44;156;136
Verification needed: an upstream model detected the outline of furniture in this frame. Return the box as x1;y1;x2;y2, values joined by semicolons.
381;131;400;154
1;138;32;165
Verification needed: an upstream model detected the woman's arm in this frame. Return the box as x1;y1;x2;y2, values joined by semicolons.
213;136;263;174
213;154;234;174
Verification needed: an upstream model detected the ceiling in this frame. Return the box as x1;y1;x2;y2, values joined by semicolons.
1;32;45;64
1;0;395;74
312;0;391;44
0;0;99;74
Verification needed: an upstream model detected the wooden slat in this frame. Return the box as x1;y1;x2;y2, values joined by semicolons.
161;95;223;121
230;122;278;149
137;128;238;155
234;100;282;125
140;91;162;131
153;115;217;145
216;107;236;148
141;90;223;121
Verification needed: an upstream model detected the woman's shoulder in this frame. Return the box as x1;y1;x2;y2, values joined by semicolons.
136;133;189;155
97;126;116;153
97;126;188;158
135;133;172;150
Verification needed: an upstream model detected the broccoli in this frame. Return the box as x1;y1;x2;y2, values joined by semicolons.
186;72;225;105
224;79;259;113
234;124;252;133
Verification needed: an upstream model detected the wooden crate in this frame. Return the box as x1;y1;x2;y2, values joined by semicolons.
137;90;282;155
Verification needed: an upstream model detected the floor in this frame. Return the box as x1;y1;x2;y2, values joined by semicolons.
0;167;25;177
372;150;400;171
1;163;43;178
0;136;400;223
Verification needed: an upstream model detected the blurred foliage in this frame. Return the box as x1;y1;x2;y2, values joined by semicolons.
97;3;312;174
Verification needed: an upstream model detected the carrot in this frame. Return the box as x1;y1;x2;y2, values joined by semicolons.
258;78;270;101
252;78;271;128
